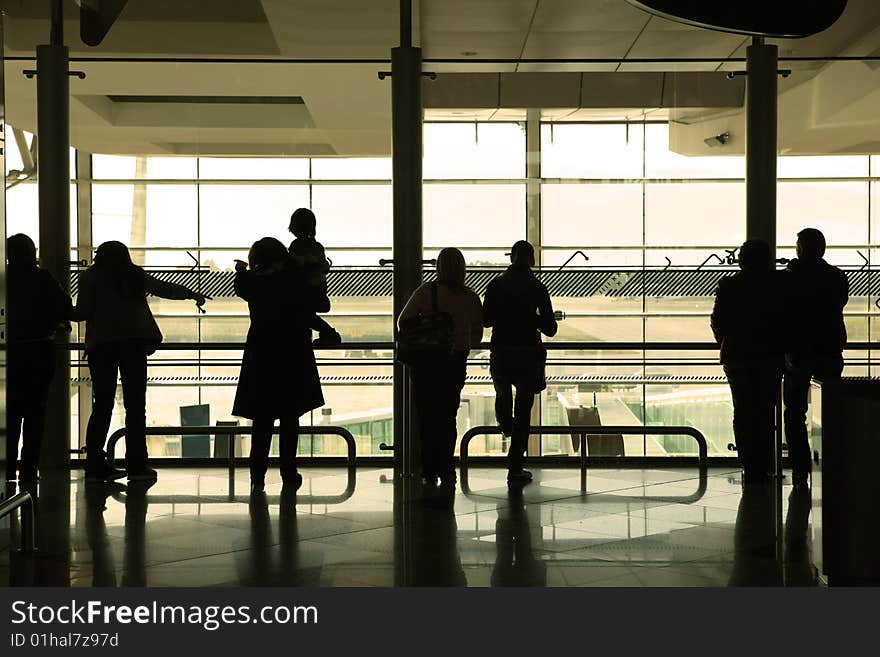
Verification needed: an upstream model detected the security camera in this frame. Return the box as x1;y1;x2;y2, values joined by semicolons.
704;132;730;147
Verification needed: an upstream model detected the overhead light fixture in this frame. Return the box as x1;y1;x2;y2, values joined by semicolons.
704;132;730;147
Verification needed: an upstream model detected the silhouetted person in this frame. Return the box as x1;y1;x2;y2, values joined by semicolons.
288;208;341;347
483;241;558;484
711;239;784;484
782;228;848;487
72;241;209;482
491;486;546;586
233;238;325;494
398;247;483;487
5;234;71;486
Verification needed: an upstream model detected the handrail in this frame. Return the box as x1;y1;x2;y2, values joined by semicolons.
110;466;357;506
460;424;708;470
0;492;36;552
59;340;880;351
105;425;357;474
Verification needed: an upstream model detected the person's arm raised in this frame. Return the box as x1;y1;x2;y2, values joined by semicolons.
143;270;209;307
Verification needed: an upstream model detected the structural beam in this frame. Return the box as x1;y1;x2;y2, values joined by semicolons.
745;37;778;255
36;27;71;470
391;36;423;478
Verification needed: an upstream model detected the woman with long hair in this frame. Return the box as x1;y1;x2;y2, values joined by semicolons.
398;247;483;488
72;241;208;482
6;234;71;486
233;237;325;494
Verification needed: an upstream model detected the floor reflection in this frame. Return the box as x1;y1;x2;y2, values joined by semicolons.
491;485;546;586
0;467;821;587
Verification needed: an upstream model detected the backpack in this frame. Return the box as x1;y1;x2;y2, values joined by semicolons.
396;283;455;368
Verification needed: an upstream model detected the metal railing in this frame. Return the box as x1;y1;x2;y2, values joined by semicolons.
0;491;36;552
460;424;709;470
105;425;357;474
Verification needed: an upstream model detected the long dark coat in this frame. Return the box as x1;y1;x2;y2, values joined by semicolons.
232;265;324;420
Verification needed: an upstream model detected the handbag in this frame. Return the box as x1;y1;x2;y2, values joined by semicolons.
396;282;455;367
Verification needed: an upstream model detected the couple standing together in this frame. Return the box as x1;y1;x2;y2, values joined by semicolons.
399;240;558;487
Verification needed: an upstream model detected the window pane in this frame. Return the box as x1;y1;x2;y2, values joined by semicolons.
146;157;196;179
92;154;137;179
423;184;525;248
311;185;392;248
778;155;868;178
542;183;643;246
777;181;868;252
541;123;644;179
198;157;309;180
199;184;310;247
645;183;745;246
311;158;391;180
645;124;744;179
93;184;197;248
424;123;525;179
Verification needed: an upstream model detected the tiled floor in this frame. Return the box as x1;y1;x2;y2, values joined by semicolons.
0;466;816;587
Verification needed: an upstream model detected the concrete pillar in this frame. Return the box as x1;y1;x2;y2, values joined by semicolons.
525;109;543;456
745;37;778;255
37;41;71;471
391;44;423;478
75;151;92;452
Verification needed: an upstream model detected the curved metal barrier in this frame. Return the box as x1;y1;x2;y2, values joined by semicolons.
106;425;358;476
460;424;708;470
459;424;709;503
0;491;36;552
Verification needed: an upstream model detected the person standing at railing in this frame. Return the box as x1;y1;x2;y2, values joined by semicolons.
5;234;72;488
233;237;325;494
781;228;849;487
711;239;784;485
71;241;209;483
483;240;558;485
398;247;483;488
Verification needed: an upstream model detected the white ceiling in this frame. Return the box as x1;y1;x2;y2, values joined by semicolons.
2;0;880;156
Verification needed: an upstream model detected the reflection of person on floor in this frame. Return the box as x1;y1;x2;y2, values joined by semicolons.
491;486;546;586
483;241;558;484
410;493;466;586
783;485;815;586
121;481;152;587
81;483;121;587
729;483;782;586
244;489;318;586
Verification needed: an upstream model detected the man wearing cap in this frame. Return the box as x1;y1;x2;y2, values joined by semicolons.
483;241;558;483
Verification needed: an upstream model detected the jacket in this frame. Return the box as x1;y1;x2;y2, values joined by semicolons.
71;266;193;352
782;258;848;356
710;270;784;365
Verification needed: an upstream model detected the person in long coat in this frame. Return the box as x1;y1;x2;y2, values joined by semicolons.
233;237;325;494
